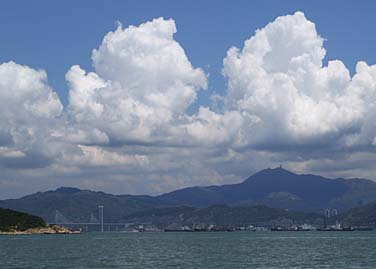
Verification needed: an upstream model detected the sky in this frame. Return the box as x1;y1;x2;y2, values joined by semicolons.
0;0;376;199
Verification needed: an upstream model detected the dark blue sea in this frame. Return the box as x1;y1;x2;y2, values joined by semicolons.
1;231;376;268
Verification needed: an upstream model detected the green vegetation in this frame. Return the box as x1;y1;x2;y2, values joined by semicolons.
124;205;323;227
338;202;376;227
0;208;46;232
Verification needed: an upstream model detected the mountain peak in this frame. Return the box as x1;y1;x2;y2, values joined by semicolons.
254;166;296;177
241;166;298;187
54;187;82;194
272;166;295;173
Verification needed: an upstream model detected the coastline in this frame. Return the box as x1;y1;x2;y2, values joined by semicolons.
0;225;81;235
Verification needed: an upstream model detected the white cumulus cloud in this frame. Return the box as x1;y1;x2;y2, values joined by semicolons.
2;12;376;198
0;61;63;168
67;17;207;145
222;11;375;150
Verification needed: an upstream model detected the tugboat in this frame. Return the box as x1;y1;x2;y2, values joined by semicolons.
270;225;311;231
317;222;354;231
271;227;286;231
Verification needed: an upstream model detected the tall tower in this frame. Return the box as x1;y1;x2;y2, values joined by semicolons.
325;208;331;218
332;209;338;216
98;205;104;232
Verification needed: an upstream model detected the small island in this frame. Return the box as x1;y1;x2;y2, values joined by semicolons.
0;207;80;235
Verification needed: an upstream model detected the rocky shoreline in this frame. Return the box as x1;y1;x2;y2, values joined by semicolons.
0;225;81;235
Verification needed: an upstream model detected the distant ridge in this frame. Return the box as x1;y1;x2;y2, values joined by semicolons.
0;188;169;223
1;167;376;222
156;167;376;211
54;187;82;194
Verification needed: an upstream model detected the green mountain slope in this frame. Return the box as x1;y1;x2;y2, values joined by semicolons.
338;202;376;227
0;187;168;223
123;205;323;227
0;208;46;231
157;167;376;211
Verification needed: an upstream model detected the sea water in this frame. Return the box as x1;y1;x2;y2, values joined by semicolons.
1;231;376;268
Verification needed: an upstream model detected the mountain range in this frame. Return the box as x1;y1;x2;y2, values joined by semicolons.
0;187;168;223
1;167;376;224
158;167;376;211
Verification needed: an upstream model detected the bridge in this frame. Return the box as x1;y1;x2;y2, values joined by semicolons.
51;207;137;232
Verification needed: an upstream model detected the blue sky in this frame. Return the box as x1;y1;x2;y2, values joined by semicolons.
1;1;376;198
1;0;375;107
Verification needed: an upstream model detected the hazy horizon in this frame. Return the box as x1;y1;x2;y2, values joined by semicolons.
3;166;375;200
